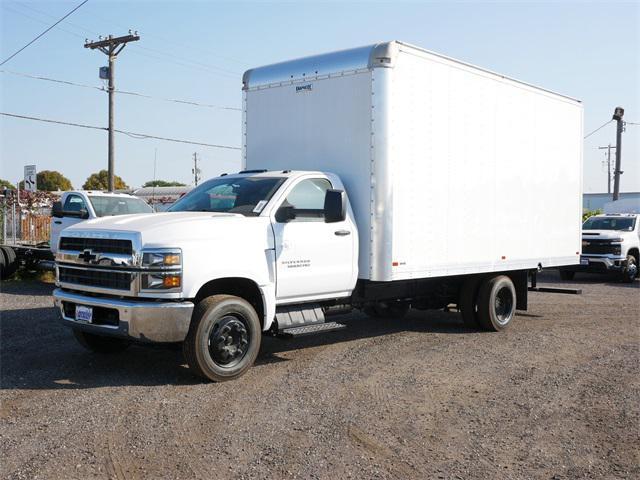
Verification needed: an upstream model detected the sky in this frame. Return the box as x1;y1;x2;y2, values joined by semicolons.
1;0;639;193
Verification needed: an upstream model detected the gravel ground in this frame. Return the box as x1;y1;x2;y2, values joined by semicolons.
1;272;638;480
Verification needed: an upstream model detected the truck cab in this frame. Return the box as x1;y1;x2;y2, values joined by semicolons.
562;213;639;283
51;191;153;254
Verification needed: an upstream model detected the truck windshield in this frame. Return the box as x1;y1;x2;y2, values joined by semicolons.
89;196;153;217
583;216;636;231
168;176;284;216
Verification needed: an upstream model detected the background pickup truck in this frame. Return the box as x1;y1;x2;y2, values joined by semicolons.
52;41;583;382
0;190;153;279
561;212;639;283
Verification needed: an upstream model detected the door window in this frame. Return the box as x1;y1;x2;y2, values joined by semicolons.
63;195;87;213
280;178;332;222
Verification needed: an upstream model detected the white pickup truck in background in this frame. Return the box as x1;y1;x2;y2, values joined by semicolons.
561;199;640;282
50;190;154;254
0;190;153;279
53;41;583;382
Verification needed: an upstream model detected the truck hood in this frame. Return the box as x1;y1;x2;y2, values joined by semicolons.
62;211;269;247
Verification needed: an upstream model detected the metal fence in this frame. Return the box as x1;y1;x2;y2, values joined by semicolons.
1;198;51;245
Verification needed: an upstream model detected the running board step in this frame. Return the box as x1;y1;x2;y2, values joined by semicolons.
279;322;346;338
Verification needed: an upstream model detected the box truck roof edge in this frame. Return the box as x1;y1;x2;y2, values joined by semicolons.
242;40;582;104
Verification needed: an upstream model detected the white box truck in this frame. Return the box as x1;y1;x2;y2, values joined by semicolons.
53;41;583;381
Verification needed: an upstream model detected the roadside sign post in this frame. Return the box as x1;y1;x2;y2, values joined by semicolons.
24;165;37;192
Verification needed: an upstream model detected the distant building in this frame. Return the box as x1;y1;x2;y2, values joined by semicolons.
132;186;192;211
583;192;640;211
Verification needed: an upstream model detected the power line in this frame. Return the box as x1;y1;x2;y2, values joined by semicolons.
16;1;250;68
0;0;89;66
0;112;104;131
0;70;241;111
0;112;241;150
4;2;240;79
584;119;613;139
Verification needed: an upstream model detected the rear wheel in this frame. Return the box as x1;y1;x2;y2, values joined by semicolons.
559;269;575;281
476;275;517;331
183;295;261;382
363;300;410;319
73;330;130;353
0;247;18;280
621;254;638;283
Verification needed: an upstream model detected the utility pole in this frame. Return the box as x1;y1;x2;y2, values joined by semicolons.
612;107;625;201
598;144;616;194
192;152;201;186
85;32;140;192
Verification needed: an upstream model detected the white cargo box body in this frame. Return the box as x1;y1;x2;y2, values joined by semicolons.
243;41;583;282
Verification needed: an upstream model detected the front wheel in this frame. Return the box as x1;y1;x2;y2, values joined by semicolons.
73;330;130;353
476;275;517;332
621;254;638;283
183;295;261;382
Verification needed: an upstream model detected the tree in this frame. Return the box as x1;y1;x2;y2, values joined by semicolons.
83;170;128;190
0;178;15;190
142;180;186;188
18;170;72;191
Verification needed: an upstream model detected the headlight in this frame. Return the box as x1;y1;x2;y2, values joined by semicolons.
140;249;182;292
141;272;182;290
610;238;624;243
142;250;182;268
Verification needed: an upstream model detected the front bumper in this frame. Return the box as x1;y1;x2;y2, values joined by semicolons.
572;255;627;272
53;288;194;342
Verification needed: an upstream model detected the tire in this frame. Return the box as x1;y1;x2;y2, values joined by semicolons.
363;300;410;319
458;277;481;329
559;269;575;281
2;247;20;276
621;254;638;283
183;295;261;382
0;247;19;280
476;275;517;332
73;329;131;354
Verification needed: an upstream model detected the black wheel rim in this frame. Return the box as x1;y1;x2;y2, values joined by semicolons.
627;259;637;280
207;315;250;367
494;286;514;326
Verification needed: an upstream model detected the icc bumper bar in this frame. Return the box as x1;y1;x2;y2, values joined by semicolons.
53;288;194;343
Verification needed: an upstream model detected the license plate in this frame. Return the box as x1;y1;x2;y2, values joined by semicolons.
75;305;93;323
580;258;589;266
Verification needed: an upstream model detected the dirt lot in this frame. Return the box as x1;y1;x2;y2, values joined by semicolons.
1;272;638;480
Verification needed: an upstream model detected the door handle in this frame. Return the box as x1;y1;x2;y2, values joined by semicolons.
334;230;351;236
54;221;62;225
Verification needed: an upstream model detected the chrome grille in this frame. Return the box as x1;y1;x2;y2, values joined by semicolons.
59;237;132;255
58;266;133;291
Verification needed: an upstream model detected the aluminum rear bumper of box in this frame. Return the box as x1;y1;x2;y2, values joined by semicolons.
53;288;194;343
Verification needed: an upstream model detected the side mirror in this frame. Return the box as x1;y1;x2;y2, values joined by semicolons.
52;201;63;218
80;208;90;220
324;189;346;223
276;205;296;223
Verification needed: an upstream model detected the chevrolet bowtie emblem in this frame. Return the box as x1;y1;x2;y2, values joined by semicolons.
78;249;97;263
